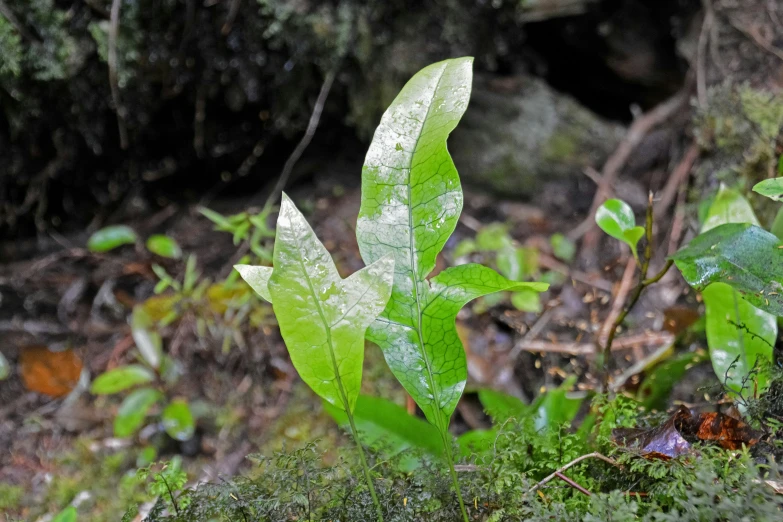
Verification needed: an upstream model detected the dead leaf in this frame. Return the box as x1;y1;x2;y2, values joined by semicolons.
20;345;83;397
612;405;760;459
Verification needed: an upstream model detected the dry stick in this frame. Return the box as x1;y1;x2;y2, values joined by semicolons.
568;91;688;243
555;472;592;496
656;141;701;215
600;194;675;392
261;68;337;212
598;257;637;347
108;0;129;149
529;452;621;494
513;331;674;357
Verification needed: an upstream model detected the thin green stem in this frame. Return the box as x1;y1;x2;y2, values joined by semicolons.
440;429;469;522
345;408;384;522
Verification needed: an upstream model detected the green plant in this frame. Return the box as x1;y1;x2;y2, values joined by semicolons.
237;58;548;521
200;205;276;261
90;307;194;441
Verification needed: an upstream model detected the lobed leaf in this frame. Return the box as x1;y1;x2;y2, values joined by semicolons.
753;177;783;202
269;194;394;413
356;57;547;430
235;264;273;303
595;199;644;260
671;223;783;316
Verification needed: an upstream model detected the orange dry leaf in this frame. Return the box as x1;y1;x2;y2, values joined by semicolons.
19;345;83;397
695;412;761;450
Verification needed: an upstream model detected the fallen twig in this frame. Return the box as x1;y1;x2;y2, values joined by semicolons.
598;257;637;347
513;331;674;356
529;452;621;494
555;471;592;496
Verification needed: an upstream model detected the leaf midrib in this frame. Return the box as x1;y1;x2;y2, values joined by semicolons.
404;61;449;429
291;235;354;411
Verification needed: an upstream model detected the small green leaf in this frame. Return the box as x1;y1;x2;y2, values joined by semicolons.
271;194;394;413
114;388;163;437
671;223;783;316
87;225;138;252
51;506;77;522
753;177;783;202
457;428;497;459
0;351;9;381
324;395;443;471
703;283;774;396
702;184;759;232
453;239;477;258
90;365;155;395
550;233;576;262
131;306;162;369
162;399;195;441
146;234;182;259
511;289;542;313
595;199;644;260
234;264;273;303
476;223;512;251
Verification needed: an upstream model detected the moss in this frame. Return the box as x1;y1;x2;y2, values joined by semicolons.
542;131;579;163
0;482;24;510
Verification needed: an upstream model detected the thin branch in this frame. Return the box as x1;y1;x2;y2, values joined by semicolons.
598;257;637;346
108;0;129;149
529;452;621;494
555;472;592;496
262;67;337;211
513;331;674;356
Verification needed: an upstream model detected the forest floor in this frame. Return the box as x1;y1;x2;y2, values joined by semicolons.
0;168;718;520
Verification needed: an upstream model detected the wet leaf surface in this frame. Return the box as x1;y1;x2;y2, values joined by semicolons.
20;345;83;397
595;199;645;260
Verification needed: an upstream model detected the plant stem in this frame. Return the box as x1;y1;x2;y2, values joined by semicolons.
440;430;470;522
345;408;384;522
600;193;675;392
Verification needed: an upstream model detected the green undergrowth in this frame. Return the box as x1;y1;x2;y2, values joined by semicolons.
134;389;783;522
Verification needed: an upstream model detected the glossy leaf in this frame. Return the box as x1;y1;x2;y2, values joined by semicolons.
702;184;759;232
702;283;774;395
234;264;273;303
270;194;394;413
356;57;548;430
114;387;163;437
90;365;155;395
671;223;783;316
131;306;162;369
753;177;783;202
162;399;195;441
324;395;443;471
595;199;645;260
87;225;138;252
146;234;182;259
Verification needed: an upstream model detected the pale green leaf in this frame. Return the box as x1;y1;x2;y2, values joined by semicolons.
114;387;163;437
595;199;644;260
324;395;443;471
477;388;527;424
530;376;583;432
0;351;9;381
146;234;182;259
270;194;394;413
701;184;759;233
511;289;542;313
90;365;155;395
234;264;273;303
51;507;77;522
162;399;195;441
87;225;138;252
753;177;783;202
703;283;774;396
356;57;547;430
131;306;162;369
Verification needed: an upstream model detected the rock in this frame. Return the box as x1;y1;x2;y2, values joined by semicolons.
450;74;625;197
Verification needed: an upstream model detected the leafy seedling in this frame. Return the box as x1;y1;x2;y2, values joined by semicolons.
595;199;645;261
237;194;394;521
355;56;547;521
